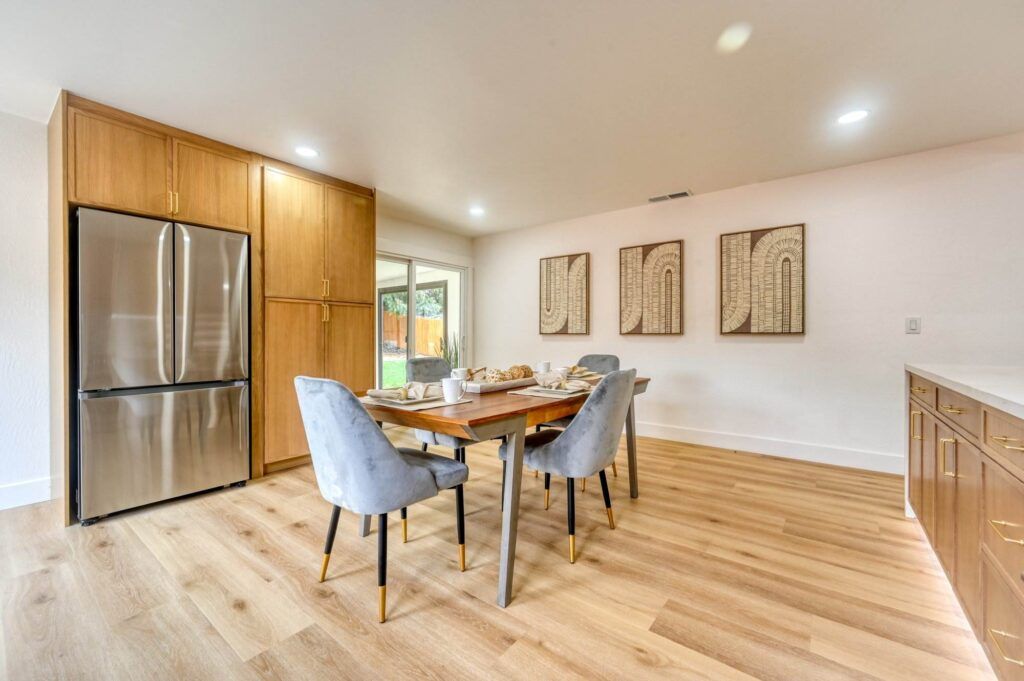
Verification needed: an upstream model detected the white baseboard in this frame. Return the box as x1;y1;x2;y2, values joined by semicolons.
0;476;52;512
636;421;904;474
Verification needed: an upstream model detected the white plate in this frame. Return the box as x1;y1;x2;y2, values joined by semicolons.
372;395;443;406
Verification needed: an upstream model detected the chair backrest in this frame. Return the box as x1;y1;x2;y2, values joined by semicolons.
557;369;636;477
406;357;452;383
578;354;620;374
294;376;436;515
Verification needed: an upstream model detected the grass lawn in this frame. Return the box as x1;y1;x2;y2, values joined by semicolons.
382;359;407;388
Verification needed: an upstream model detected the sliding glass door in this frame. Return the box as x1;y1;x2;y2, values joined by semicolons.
375;256;466;388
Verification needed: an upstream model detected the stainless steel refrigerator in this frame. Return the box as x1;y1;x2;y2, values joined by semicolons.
76;207;250;523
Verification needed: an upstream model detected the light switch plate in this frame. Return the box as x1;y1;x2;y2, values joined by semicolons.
905;317;921;334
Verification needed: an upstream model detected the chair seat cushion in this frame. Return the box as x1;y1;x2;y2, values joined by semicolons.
413;429;475;450
396;447;469;489
497;428;562;467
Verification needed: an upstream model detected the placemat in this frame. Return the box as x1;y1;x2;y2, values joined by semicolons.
360;397;473;411
507;388;591;400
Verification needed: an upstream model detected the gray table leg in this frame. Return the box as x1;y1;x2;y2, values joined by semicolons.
626;396;639;499
497;422;525;607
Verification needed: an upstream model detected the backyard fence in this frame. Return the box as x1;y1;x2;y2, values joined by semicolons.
381;312;445;357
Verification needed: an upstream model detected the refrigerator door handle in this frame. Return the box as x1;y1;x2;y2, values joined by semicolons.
158;221;174;385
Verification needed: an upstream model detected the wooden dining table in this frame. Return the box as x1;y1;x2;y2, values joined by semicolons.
361;376;650;608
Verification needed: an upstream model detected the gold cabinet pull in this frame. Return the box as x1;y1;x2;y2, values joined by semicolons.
988;628;1024;667
993;435;1024;452
939;404;965;415
911;386;928;394
321;279;329;298
910;411;922;441
939;437;957;477
321;303;329;323
989;520;1024;546
325;279;330;298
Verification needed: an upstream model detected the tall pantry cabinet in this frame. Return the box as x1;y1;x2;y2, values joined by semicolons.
262;162;375;469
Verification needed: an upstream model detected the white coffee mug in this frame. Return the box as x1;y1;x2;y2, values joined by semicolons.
442;377;467;403
535;361;551;373
451;367;469;380
555;367;570;380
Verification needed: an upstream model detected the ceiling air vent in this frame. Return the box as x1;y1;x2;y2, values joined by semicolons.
648;190;692;203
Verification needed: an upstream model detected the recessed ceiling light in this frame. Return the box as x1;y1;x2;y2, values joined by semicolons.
469;206;485;217
295;146;319;158
715;22;753;54
836;110;870;125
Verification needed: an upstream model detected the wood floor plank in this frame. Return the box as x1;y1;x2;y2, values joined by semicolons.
0;430;994;680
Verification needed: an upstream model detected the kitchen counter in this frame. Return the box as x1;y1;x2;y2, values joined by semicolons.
905;363;1024;420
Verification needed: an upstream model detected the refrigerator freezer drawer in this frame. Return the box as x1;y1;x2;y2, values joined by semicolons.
78;384;249;520
175;223;249;383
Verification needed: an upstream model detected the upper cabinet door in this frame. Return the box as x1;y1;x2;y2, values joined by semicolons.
172;140;252;232
263;167;325;300
325;186;374;304
68;107;171;216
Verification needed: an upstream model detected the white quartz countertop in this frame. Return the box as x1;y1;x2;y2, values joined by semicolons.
905;364;1024;421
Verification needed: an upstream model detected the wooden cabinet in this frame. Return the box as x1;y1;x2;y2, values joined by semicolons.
263;168;326;300
68;106;171;216
264;301;324;465
261;162;375;468
956;440;983;626
325;303;374;395
172;140;252;232
934;420;958;572
67;101;256;232
908;370;1024;679
908;402;924;515
325;186;375;304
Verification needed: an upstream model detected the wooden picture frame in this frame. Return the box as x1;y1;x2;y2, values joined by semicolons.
619;240;683;335
720;223;805;335
539;252;589;334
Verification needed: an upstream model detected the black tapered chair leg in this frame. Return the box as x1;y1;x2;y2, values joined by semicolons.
421;442;428;452
567;477;576;563
599;470;615;529
535;425;542;433
378;513;388;623
455;483;466;571
320;505;341;582
544;473;551;510
400;506;408;543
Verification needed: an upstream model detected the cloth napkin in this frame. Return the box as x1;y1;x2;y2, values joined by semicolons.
534;372;592;391
366;382;443;401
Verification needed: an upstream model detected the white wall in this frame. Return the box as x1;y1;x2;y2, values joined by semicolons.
473;132;1024;473
0;110;49;510
377;214;473;268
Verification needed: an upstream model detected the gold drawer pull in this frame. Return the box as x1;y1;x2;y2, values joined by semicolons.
910;411;922;441
988;628;1024;667
911;386;928;394
993;435;1024;452
939;404;965;415
989;520;1024;546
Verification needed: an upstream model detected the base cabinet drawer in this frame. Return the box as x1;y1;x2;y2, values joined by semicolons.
909;373;938;408
985;557;1024;680
936;386;982;439
985;462;1024;593
986;407;1024;477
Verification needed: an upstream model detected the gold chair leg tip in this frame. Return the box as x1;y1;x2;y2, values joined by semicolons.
569;535;576;564
402;519;408;543
378;586;387;623
607;508;616;530
319;554;330;582
459;544;466;572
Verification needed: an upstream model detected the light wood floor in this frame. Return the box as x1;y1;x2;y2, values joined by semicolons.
1;431;994;680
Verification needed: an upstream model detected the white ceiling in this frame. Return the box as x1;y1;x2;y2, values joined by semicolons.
2;1;1024;235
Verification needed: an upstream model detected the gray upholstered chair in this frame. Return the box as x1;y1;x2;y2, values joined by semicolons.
499;369;636;563
538;353;622;482
294;376;469;623
405;357;473;461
